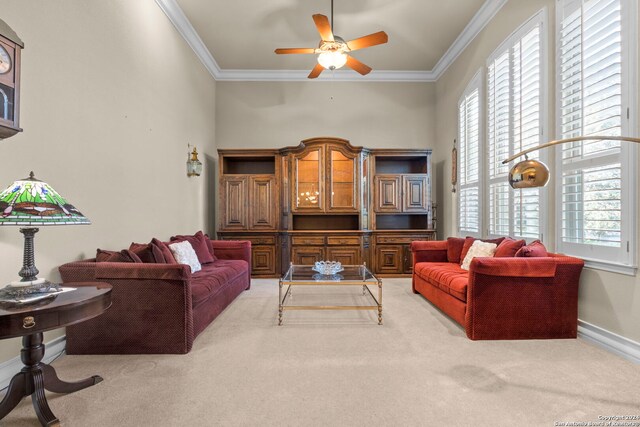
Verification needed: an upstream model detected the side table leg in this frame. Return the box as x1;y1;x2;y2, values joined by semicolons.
41;364;103;394
0;372;27;420
31;369;59;426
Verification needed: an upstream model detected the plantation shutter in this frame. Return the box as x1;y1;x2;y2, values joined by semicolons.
458;79;481;235
557;0;635;267
487;14;544;240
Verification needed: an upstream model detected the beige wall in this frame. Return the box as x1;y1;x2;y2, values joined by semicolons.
0;1;216;362
215;81;436;150
435;0;640;342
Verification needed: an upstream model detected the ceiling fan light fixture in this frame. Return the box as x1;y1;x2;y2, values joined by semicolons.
317;50;347;70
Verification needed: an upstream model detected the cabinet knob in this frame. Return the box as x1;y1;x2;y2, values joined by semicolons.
23;316;36;329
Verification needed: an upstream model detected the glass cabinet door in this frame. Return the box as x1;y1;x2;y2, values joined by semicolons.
294;148;323;210
328;147;357;211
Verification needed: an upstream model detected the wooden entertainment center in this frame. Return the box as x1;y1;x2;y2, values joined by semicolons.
217;137;436;277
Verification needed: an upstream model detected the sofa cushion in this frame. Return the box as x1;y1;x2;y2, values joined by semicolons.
129;243;157;263
414;262;469;302
447;237;466;263
170;231;215;264
459;237;505;264
516;240;548;257
190;260;248;308
494;238;526;257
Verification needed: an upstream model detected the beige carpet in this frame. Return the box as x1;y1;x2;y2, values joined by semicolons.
2;279;639;426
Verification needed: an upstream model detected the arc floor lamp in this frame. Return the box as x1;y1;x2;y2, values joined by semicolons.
503;135;640;189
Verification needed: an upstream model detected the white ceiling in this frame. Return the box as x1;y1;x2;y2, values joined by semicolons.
157;0;505;81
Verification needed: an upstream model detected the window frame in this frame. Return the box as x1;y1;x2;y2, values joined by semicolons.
554;0;638;275
457;69;484;238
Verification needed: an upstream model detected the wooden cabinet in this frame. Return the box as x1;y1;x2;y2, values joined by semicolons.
327;145;358;212
291;140;360;213
217;233;279;277
292;147;323;212
403;175;429;212
218;141;434;278
374;174;428;213
249;176;277;230
374;176;401;212
292;246;325;265
221;177;247;230
373;231;436;276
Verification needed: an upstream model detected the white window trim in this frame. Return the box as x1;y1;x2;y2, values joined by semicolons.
457;69;484;238
485;8;549;242
554;0;638;275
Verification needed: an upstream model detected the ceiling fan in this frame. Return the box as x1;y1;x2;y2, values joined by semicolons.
274;0;388;79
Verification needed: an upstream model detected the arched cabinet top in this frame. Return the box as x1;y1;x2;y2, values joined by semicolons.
279;137;369;156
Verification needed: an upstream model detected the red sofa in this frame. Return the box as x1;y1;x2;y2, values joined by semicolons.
59;240;251;354
410;239;584;340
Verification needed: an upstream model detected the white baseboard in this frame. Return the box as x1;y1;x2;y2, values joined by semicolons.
578;320;640;364
0;335;66;390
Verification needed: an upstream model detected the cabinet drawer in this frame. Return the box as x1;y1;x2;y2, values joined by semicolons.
376;235;425;244
291;236;325;246
246;236;276;245
327;236;360;246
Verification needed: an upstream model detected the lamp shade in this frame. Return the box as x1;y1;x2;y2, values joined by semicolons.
317;51;347;70
0;172;90;226
508;159;550;189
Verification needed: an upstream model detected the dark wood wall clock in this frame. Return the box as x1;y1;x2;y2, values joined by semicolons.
0;18;23;140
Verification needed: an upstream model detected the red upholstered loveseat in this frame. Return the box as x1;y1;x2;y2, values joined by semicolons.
410;238;584;340
59;240;251;354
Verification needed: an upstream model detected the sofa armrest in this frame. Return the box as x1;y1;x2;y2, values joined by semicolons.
210;240;252;289
59;261;195;354
410;240;448;264
465;256;584;340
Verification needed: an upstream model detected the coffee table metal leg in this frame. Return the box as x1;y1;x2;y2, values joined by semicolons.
377;280;383;325
278;280;283;326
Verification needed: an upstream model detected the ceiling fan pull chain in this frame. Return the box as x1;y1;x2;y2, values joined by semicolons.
331;0;334;33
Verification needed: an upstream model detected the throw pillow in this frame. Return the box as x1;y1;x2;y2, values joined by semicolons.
459;236;505;265
447;237;466;263
461;240;498;271
169;240;202;273
515;240;548;257
151;238;177;264
96;249;142;263
494;238;526;257
129;242;156;263
170;231;215;264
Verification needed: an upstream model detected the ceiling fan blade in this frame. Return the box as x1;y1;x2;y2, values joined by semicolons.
346;31;388;51
274;48;316;54
346;55;372;76
312;14;334;41
308;63;324;79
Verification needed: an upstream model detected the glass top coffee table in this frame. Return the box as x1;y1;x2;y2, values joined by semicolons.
278;263;382;325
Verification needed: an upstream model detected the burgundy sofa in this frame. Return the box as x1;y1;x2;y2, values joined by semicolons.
59;240;251;354
411;239;584;340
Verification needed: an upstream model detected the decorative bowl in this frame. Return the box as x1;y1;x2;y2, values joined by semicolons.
312;261;344;275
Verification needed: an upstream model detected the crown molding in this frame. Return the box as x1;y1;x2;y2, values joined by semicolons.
430;0;508;79
155;0;221;79
155;0;506;83
215;68;436;82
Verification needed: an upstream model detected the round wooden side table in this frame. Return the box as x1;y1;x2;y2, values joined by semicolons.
0;283;112;426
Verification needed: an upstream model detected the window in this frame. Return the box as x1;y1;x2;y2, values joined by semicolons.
556;0;637;271
457;71;482;236
487;10;546;240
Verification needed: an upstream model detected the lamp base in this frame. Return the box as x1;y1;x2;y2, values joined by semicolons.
7;278;51;288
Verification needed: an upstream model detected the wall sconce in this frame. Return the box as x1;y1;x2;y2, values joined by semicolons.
187;144;203;177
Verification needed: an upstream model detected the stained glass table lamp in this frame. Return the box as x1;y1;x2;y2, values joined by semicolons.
0;171;89;289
